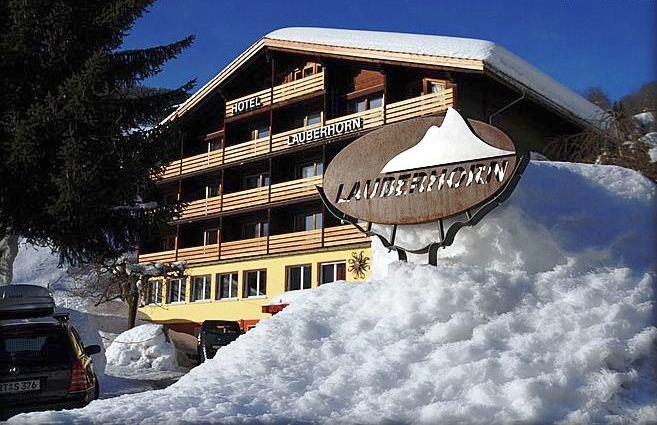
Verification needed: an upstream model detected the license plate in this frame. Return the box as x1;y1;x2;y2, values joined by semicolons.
0;379;41;394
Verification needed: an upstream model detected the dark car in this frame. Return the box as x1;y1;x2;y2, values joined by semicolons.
197;320;242;364
0;285;101;420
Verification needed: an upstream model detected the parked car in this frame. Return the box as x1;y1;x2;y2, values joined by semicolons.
0;285;101;420
197;320;242;364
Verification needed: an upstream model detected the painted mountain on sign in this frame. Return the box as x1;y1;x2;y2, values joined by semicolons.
380;107;515;174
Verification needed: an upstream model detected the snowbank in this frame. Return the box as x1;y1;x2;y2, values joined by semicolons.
105;324;179;379
10;161;657;424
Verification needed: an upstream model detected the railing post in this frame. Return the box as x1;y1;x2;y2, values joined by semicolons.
174;224;180;262
269;56;275;155
266;207;271;255
218;216;223;261
220;169;225;213
382;69;387;125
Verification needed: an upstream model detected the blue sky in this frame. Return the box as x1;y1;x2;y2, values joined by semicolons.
123;0;655;100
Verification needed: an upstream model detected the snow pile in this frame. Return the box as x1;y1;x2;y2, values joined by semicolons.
264;287;311;306
105;324;179;378
10;161;657;424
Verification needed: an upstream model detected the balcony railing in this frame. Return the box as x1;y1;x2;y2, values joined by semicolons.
158;89;454;182
138;225;369;265
225;72;325;118
177;175;323;221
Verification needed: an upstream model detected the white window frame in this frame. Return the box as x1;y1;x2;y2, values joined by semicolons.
204;228;219;246
286;264;312;291
244;270;266;298
319;261;347;285
295;212;323;231
191;275;211;302
167;278;186;304
216;272;238;300
298;160;323;179
147;280;163;305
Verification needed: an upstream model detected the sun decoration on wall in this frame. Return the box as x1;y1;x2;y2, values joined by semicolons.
348;251;370;279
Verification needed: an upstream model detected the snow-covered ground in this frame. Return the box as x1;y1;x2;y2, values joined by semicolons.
9;161;657;424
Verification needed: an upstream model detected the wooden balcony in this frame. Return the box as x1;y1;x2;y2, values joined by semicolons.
157;89;454;182
139;225;369;265
225;72;325;118
177;175;323;221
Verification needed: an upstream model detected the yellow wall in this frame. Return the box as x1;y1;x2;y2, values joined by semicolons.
139;246;371;325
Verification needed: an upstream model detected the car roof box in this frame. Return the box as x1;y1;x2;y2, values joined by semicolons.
0;284;55;319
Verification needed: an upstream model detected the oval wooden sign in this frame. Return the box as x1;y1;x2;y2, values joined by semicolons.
322;108;519;225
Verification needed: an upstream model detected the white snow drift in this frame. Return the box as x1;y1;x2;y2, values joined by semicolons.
10;161;657;424
105;324;179;379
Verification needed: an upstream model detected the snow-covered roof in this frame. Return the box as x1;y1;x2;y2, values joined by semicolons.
165;27;604;128
266;28;604;126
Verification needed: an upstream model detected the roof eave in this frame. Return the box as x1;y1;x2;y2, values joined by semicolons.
482;63;604;131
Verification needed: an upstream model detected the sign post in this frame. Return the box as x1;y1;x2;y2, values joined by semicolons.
318;108;529;265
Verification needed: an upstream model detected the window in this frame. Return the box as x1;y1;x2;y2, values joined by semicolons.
355;98;367;112
164;193;178;206
423;78;448;95
167;278;186;304
243;270;266;297
208;139;222;152
350;94;383;113
204;229;219;246
0;326;71;365
298;161;323;179
369;95;384;109
243;173;270;190
241;221;269;239
206;175;221;198
160;236;176;251
145;280;163;304
294;212;323;231
289;63;322;82
286;265;312;291
305;112;322;126
191;275;211;302
216;273;238;300
320;262;347;285
251;124;270;140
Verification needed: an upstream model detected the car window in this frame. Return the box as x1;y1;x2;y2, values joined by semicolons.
0;325;72;365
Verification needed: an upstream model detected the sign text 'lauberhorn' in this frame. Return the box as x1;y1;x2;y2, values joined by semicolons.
288;118;363;145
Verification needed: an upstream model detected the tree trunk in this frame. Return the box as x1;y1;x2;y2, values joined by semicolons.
126;276;141;329
0;229;19;286
127;290;139;329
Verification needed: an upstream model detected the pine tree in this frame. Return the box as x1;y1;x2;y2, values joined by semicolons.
0;1;194;282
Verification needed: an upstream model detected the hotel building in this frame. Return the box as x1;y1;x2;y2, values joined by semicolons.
138;28;601;334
